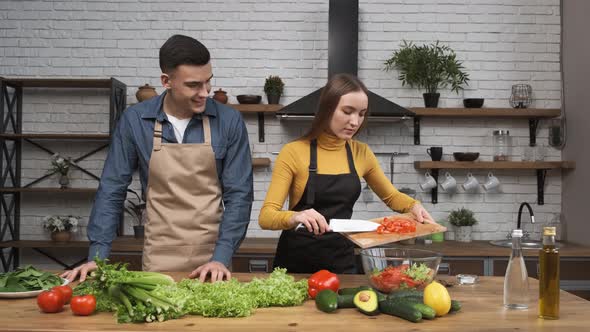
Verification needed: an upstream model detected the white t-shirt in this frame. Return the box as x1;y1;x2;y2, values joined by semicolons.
166;114;191;143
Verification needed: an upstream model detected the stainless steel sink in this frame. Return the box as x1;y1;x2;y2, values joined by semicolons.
489;239;566;249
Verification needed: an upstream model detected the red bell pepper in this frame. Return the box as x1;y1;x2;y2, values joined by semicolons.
308;270;340;299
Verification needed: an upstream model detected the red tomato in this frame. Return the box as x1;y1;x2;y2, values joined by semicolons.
70;295;96;316
37;290;65;313
52;285;73;304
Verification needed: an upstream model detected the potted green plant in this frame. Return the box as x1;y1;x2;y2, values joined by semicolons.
48;153;73;188
447;207;478;242
384;40;469;108
43;215;80;242
125;189;146;239
264;75;285;104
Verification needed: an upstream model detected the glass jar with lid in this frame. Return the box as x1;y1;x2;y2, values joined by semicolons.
493;130;511;161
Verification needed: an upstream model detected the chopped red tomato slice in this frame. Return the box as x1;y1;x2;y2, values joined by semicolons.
376;217;417;234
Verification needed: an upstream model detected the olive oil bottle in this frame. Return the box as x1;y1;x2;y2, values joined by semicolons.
539;226;559;319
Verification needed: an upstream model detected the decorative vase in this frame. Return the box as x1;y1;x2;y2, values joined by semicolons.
133;225;145;239
136;84;158;102
213;89;228;104
266;93;281;105
59;174;69;189
455;226;473;243
423;93;440;108
51;231;72;242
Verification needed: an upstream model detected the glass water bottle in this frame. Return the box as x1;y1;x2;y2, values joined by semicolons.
504;229;529;309
539;226;560;319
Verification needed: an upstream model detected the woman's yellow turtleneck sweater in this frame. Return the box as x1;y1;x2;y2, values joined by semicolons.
258;133;418;230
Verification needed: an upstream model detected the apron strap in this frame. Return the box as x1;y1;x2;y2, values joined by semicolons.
345;142;357;175
153;121;163;151
306;139;318;206
202;115;212;144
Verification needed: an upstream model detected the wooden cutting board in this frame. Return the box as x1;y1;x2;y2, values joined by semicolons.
342;213;447;249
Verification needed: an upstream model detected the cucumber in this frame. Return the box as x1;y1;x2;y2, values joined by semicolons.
388;289;424;300
338;286;372;296
450;299;462;313
379;299;422;323
337;294;355;308
403;299;436;320
315;289;338;313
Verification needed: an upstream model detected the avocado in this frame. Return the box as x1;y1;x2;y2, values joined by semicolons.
315;289;338;313
353;290;380;316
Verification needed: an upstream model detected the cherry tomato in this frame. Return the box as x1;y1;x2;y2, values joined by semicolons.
70;295;96;316
52;285;73;304
37;290;65;313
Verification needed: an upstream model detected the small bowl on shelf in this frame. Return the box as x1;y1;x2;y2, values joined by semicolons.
360;248;441;294
453;152;480;162
236;95;262;104
463;98;484;108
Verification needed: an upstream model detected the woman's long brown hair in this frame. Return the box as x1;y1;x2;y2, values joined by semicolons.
301;73;369;141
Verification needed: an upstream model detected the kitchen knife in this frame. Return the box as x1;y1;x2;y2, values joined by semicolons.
329;219;379;233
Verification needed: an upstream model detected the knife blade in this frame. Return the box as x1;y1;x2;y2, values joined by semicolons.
329;219;379;233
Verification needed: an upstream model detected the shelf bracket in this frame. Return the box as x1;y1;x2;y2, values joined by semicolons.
536;169;547;205
430;168;439;204
414;117;421;145
257;112;265;143
529;119;539;147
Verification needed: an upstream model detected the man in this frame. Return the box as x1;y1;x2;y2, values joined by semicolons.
62;35;253;282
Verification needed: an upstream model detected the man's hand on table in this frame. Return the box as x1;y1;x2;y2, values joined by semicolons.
188;261;231;282
61;261;97;282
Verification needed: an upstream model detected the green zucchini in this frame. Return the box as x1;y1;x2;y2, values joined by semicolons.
450;299;462;313
388;289;424;300
337;294;355;308
402;299;436;320
338;286;372;296
379;299;422;323
315;289;338;313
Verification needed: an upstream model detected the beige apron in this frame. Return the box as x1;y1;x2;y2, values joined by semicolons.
142;116;223;272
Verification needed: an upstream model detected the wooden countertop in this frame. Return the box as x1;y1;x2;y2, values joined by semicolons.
0;273;588;331
3;238;590;257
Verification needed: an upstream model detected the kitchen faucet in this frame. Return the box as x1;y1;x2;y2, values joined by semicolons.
516;202;535;239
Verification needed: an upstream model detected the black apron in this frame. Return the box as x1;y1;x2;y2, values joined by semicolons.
273;139;361;274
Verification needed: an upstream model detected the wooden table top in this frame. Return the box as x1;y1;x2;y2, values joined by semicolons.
0;273;588;331
3;238;590;257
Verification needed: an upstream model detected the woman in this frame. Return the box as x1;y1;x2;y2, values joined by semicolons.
258;74;435;274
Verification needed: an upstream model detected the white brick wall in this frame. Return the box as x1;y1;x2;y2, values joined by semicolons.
0;0;563;268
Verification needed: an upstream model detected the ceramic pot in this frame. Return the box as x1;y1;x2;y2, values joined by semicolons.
266;93;280;105
213;89;228;104
59;174;69;189
51;231;72;242
133;225;145;239
455;226;473;243
136;84;158;102
423;93;440;108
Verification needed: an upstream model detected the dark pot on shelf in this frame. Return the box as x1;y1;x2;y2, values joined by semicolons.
423;93;440;108
266;93;281;105
136;84;158;102
213;88;228;104
51;231;72;242
133;225;145;239
59;174;69;189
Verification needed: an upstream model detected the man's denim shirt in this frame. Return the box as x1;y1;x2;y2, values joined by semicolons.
87;92;253;267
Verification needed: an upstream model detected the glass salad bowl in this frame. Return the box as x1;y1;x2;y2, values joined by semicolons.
360;248;442;294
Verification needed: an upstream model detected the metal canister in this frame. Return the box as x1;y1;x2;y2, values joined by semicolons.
493;130;511;161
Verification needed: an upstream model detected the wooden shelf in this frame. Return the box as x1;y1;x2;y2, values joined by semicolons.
0;77;117;88
410;107;561;118
252;157;271;168
229;104;283;113
0;187;98;193
0;133;111;140
415;161;576;170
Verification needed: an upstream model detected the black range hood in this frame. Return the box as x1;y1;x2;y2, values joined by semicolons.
276;0;414;120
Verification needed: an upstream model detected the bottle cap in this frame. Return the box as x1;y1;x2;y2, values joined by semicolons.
511;229;523;237
543;227;556;236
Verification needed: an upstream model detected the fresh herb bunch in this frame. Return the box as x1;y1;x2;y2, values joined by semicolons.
384;40;469;94
42;215;80;233
264;75;285;95
447;207;478;227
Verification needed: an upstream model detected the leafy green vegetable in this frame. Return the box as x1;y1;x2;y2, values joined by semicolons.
0;265;62;292
404;263;432;282
245;268;308;307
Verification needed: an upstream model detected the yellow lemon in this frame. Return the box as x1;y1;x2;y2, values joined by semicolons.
423;281;451;316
